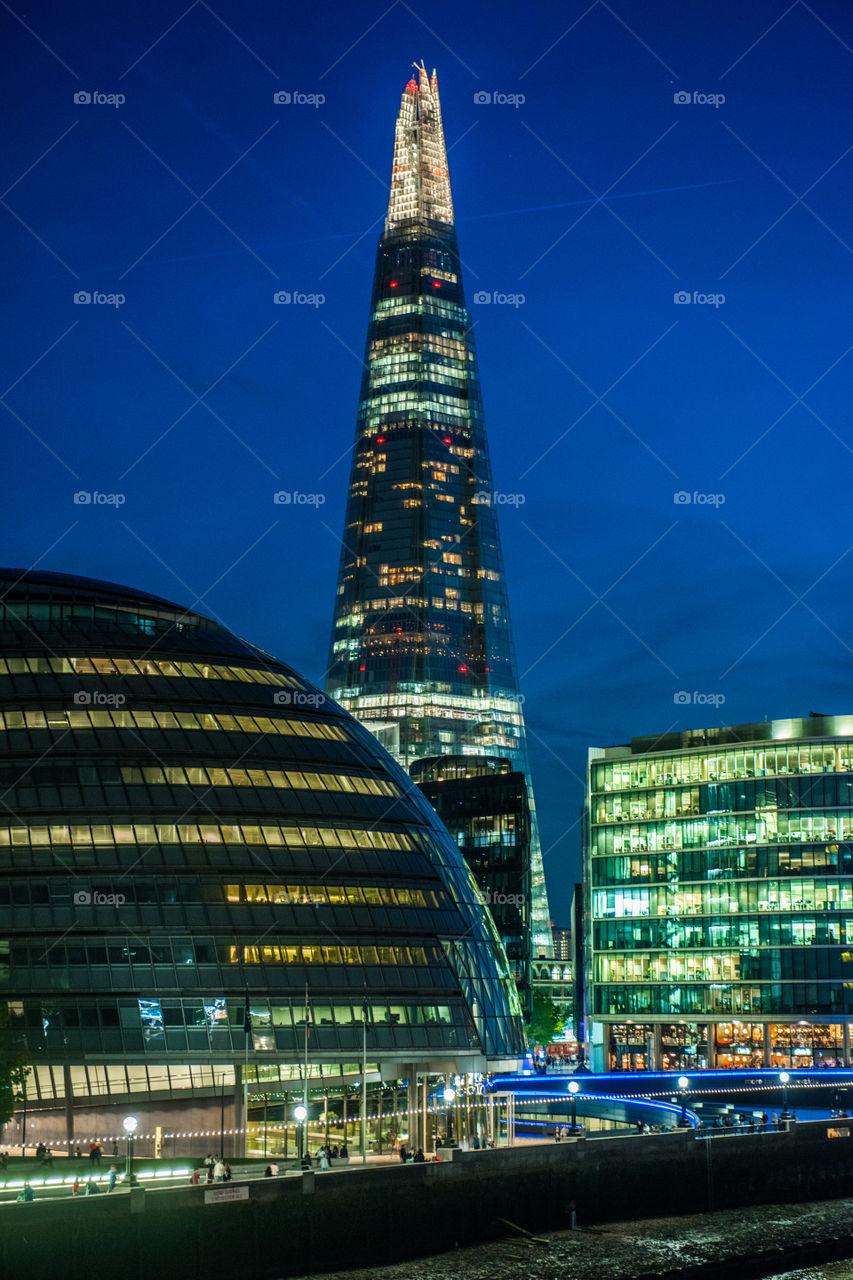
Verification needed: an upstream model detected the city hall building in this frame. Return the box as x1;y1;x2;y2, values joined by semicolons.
584;715;853;1072
0;570;524;1150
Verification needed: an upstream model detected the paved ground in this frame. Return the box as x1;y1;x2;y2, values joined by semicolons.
289;1197;853;1280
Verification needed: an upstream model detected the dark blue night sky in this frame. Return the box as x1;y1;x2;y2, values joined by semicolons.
2;0;852;920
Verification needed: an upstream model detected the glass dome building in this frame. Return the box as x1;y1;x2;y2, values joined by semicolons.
0;571;523;1143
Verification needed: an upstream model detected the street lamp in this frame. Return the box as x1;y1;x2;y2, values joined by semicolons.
677;1075;690;1128
293;1104;308;1166
443;1086;456;1145
122;1115;138;1187
568;1079;580;1134
779;1071;791;1120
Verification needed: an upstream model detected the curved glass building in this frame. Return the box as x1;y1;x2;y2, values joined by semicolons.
0;570;523;1140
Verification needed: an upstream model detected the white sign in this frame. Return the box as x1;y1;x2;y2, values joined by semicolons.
204;1185;249;1205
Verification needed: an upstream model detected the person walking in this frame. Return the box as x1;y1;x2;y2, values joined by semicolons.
204;1153;215;1183
213;1158;226;1182
398;1144;407;1163
319;1149;330;1171
107;1165;118;1193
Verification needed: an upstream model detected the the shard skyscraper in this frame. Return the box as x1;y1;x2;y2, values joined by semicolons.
326;64;551;957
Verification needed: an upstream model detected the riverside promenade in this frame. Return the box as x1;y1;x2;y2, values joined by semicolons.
4;1118;853;1279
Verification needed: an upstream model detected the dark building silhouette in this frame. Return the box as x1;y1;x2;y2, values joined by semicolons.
410;755;530;991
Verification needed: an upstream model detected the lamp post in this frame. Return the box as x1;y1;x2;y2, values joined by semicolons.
568;1079;580;1134
122;1115;138;1187
293;1104;307;1167
677;1075;690;1128
779;1071;791;1120
443;1086;455;1145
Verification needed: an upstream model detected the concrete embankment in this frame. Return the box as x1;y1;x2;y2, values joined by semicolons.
4;1121;853;1279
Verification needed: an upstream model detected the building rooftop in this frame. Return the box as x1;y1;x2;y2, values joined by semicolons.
591;713;853;760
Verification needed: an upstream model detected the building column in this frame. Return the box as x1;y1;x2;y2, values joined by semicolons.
708;1023;717;1069
651;1026;662;1071
63;1066;74;1146
420;1075;428;1155
233;1064;246;1158
763;1024;772;1067
844;1023;851;1067
406;1067;419;1151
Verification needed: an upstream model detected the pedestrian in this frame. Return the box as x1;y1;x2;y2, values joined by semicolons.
771;1111;778;1128
319;1150;330;1171
264;1165;273;1177
17;1183;34;1202
213;1158;226;1182
270;1162;279;1176
398;1144;407;1163
339;1143;348;1159
89;1142;97;1163
95;1140;103;1164
224;1163;232;1181
191;1168;200;1185
413;1149;425;1163
204;1153;214;1183
108;1164;118;1193
111;1142;118;1157
473;1134;481;1150
331;1145;339;1159
72;1179;80;1197
85;1179;99;1195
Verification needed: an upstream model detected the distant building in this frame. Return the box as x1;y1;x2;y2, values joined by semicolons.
585;715;853;1071
411;756;530;993
551;926;572;961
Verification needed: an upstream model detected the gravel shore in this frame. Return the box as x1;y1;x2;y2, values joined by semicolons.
292;1197;853;1280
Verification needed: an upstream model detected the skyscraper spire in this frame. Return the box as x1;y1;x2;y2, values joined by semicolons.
387;61;453;230
327;67;552;963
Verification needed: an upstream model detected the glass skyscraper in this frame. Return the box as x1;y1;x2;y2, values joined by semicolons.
326;63;551;954
585;715;853;1072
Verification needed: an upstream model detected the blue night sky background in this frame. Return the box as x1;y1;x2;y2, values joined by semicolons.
2;0;852;922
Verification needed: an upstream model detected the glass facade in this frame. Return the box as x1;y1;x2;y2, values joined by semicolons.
324;63;550;954
0;569;525;1106
585;716;853;1070
411;755;531;987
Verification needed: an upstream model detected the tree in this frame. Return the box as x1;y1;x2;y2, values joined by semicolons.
0;1004;29;1126
526;990;563;1047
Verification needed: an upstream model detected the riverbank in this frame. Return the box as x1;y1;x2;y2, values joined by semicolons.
290;1197;853;1280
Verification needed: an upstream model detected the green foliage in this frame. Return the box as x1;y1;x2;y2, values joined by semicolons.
526;990;563;1046
0;1004;30;1126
